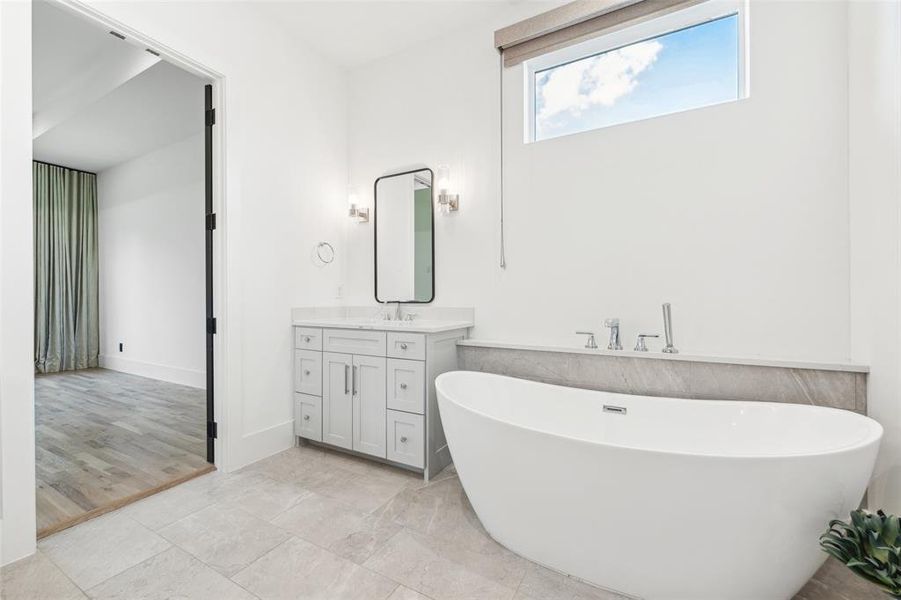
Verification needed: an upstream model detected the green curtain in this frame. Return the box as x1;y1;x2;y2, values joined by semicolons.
33;162;99;373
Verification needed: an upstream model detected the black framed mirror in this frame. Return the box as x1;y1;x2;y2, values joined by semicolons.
374;168;435;303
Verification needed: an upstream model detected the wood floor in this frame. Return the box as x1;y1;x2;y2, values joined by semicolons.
35;368;212;538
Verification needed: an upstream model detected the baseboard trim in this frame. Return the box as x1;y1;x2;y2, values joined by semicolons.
231;420;295;472
99;355;205;388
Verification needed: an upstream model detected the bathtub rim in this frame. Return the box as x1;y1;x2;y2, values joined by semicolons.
436;370;883;461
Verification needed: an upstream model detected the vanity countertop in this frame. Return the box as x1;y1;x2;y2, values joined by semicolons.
292;317;473;334
457;339;870;373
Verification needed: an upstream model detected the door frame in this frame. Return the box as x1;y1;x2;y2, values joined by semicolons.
51;0;229;468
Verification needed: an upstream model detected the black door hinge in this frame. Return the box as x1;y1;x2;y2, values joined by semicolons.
205;108;216;126
207;421;218;439
207;317;217;335
206;213;216;231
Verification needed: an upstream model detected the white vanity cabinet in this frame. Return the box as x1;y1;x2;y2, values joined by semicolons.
293;322;468;479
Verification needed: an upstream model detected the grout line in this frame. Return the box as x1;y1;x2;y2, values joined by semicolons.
25;549;91;597
226;535;296;583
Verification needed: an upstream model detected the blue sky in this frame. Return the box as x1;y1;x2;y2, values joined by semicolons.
535;15;740;141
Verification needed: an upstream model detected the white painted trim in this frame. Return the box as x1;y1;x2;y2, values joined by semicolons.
99;355;206;389
0;0;37;567
233;420;296;471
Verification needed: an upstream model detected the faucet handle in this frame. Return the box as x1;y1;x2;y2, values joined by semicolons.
576;331;598;349
404;313;417;322
634;333;660;352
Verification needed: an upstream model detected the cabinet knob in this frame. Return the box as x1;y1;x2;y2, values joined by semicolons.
400;436;408;443
304;336;311;342
304;370;311;376
303;415;310;421
400;343;408;350
400;383;407;390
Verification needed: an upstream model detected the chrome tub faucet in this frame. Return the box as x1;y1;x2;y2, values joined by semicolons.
662;303;678;354
604;318;622;350
576;331;598;349
634;333;659;352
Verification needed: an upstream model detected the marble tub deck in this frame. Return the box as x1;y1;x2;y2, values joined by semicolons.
1;445;884;600
458;346;868;413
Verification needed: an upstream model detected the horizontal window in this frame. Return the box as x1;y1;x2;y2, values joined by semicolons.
527;2;747;142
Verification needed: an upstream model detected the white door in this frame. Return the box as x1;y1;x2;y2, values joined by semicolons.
352;354;387;458
322;352;353;449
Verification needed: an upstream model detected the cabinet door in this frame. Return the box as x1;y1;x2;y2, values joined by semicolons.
387;358;425;414
294;349;322;396
387;409;424;468
294;393;322;442
322;352;353;449
352;354;387;458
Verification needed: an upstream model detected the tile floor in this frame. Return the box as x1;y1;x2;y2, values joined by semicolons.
1;444;886;599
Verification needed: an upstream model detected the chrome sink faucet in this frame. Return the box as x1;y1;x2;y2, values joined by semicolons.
393;302;402;321
604;318;622;350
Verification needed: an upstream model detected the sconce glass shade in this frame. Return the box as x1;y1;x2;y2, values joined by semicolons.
437;164;451;194
435;164;459;214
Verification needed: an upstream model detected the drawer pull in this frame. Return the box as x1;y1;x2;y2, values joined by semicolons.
304;414;311;421
400;436;408;443
304;336;311;343
400;383;407;390
400;343;408;350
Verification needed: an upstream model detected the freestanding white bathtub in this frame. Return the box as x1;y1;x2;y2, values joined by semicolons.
436;371;883;600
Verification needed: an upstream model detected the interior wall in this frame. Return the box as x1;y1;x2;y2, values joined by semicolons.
0;0;37;566
97;133;206;388
345;0;851;363
848;0;901;513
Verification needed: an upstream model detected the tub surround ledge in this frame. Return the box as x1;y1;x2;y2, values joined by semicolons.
457;341;868;414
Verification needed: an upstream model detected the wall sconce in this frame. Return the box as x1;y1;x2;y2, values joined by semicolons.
436;164;460;213
347;189;369;224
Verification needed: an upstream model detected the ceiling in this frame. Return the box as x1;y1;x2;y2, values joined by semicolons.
32;0;207;173
254;0;520;68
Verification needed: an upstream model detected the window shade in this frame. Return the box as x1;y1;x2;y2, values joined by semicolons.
495;0;706;67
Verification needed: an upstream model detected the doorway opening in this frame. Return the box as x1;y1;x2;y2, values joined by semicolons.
31;0;220;538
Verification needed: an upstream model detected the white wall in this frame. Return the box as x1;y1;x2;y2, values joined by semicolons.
0;0;37;565
1;0;348;563
346;0;851;362
345;0;901;513
97;133;206;388
848;0;901;513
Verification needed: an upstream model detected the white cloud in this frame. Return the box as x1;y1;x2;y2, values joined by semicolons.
537;39;663;129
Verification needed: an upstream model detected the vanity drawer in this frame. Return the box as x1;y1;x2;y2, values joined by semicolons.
294;393;322;441
386;409;424;469
295;327;323;351
323;329;386;357
294;349;322;396
387;332;425;361
387;358;425;414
